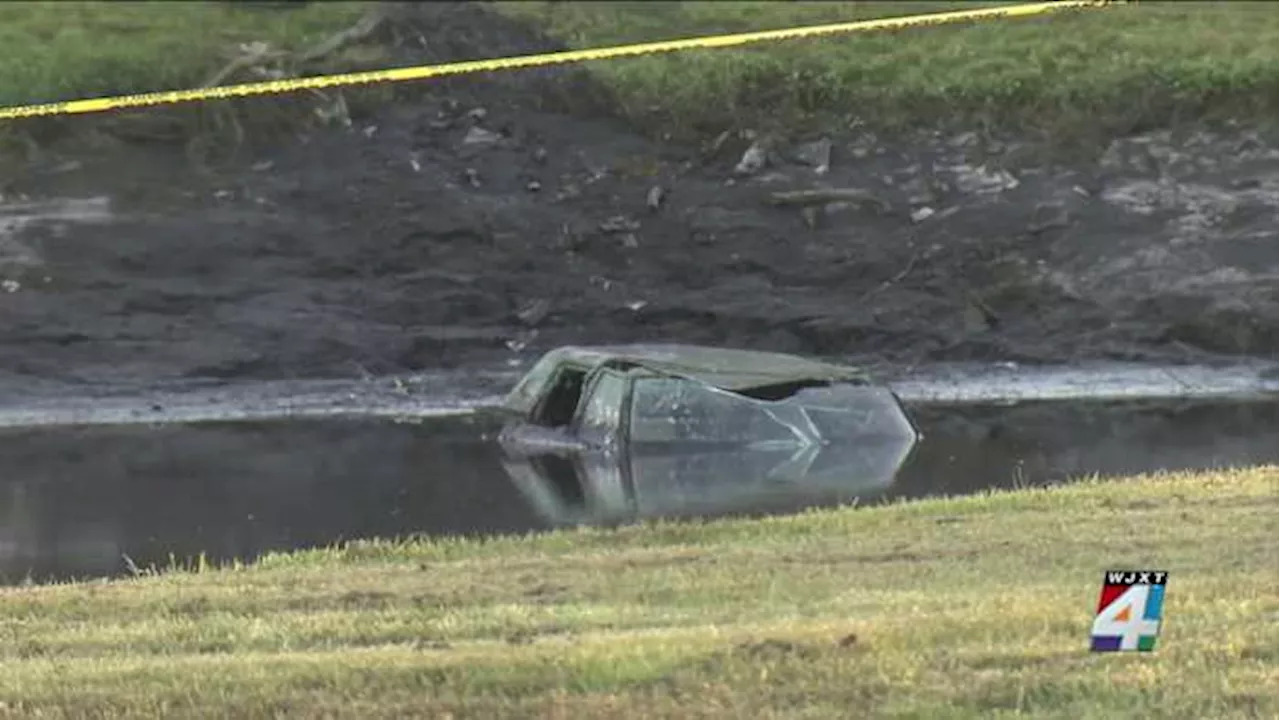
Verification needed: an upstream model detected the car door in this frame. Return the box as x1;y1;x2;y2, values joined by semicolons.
568;368;632;515
571;368;630;449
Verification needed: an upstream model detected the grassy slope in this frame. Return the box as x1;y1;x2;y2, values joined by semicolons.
494;1;1278;140
0;467;1274;718
1;2;1275;144
0;1;367;107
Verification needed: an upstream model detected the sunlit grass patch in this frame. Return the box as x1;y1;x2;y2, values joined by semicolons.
0;466;1274;717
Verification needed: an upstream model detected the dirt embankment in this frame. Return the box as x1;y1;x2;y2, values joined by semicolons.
2;4;1276;392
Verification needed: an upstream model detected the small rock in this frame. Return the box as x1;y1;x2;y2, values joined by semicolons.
554;184;581;202
505;330;537;353
599;216;640;233
362;125;378;139
626;300;648;312
1;280;19;293
314;95;351;127
734;141;769;176
910;207;936;223
251;160;274;172
466;107;487;122
526;180;542;193
1027;206;1071;234
463;127;502;146
793;137;833;174
963;295;1001;332
950;164;1020;194
408;155;422;173
963;303;991;333
47;160;83;174
646;185;665;212
516;299;550;326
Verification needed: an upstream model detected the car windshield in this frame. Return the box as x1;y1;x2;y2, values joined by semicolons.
506;354;563;414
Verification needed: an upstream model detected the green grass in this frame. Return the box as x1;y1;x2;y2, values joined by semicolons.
0;466;1275;718
0;1;376;158
0;1;368;107
494;1;1279;141
0;1;1275;147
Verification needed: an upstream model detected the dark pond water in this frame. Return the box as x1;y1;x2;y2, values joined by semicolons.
0;399;1274;584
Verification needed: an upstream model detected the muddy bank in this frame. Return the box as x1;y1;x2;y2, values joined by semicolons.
2;5;1276;391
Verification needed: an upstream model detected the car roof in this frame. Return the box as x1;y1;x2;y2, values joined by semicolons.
548;343;866;388
501;344;871;417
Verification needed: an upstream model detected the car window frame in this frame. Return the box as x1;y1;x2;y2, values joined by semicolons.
626;374;711;442
528;361;590;425
571;367;632;441
508;354;563;414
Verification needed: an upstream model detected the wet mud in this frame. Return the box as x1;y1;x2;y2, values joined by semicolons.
1;399;1274;584
1;4;1277;394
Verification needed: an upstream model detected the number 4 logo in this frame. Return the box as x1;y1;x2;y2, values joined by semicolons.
1092;584;1164;652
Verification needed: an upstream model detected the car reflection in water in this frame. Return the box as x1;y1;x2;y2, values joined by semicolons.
496;344;921;525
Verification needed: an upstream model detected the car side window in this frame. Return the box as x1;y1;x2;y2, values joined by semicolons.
629;378;706;442
576;370;628;440
629;377;796;444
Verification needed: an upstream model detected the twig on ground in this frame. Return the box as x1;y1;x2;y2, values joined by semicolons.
767;188;892;214
856;250;920;305
295;5;392;66
121;554;144;578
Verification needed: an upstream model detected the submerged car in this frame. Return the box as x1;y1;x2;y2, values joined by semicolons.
496;344;921;524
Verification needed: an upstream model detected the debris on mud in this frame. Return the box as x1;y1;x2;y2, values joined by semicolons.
734;136;771;177
792;137;833;175
0;3;1275;390
767;188;892;215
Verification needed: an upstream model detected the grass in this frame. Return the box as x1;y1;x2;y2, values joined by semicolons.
0;466;1275;718
0;1;376;160
0;1;1275;148
495;1;1279;141
0;2;368;108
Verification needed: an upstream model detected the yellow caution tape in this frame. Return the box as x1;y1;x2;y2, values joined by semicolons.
0;1;1115;121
